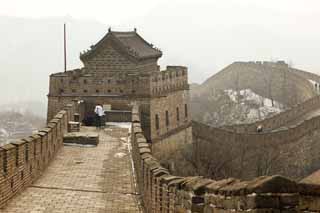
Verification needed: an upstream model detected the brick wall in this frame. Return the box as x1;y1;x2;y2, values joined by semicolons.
193;112;320;153
131;104;320;213
0;103;76;208
152;125;192;159
224;95;320;133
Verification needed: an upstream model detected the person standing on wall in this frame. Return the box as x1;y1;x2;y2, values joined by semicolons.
94;104;104;129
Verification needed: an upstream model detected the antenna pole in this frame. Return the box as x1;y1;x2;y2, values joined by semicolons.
64;23;67;72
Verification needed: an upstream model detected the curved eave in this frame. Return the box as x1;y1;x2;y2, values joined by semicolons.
80;49;162;63
79;31;162;63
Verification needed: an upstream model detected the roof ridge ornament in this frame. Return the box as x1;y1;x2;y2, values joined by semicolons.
134;28;137;32
108;27;111;32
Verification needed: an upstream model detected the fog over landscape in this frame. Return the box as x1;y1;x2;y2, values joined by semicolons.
1;0;320;116
3;1;320;211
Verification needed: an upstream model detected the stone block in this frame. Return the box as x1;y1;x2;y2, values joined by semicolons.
63;132;99;145
68;121;80;132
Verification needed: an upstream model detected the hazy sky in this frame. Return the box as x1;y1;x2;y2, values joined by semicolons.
0;0;160;24
2;0;320;76
1;0;320;107
2;0;320;25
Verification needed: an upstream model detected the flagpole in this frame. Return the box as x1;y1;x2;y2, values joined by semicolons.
64;23;67;73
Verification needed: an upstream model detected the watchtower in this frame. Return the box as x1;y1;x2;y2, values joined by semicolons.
47;29;191;142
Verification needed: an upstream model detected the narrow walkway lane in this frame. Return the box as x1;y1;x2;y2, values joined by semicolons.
274;108;320;130
2;125;142;213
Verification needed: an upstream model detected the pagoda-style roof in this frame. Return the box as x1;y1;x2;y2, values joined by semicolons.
80;29;162;62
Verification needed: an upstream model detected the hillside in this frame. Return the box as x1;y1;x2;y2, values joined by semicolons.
0;110;45;145
191;61;318;126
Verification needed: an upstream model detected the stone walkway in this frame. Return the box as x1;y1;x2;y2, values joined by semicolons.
1;125;142;213
275;108;320;130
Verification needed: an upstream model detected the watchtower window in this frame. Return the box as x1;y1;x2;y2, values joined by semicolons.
60;78;63;83
96;89;99;93
108;79;111;83
83;79;87;84
72;89;76;93
108;89;111;93
176;107;180;121
72;76;77;80
120;89;123;93
165;111;169;127
59;89;64;94
184;104;188;118
155;114;159;130
83;89;88;93
132;90;136;94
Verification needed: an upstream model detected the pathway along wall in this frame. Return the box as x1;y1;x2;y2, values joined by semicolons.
131;104;320;213
193;110;320;151
224;95;320;133
0;103;76;208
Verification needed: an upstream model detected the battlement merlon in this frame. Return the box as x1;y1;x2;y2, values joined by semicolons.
235;60;289;68
150;66;189;96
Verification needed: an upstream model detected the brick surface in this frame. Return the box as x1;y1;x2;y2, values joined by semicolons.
1;126;142;213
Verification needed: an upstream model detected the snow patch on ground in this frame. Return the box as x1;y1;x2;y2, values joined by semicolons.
114;152;127;158
225;89;283;109
224;89;283;122
224;90;237;102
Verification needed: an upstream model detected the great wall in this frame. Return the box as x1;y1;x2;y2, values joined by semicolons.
2;29;320;212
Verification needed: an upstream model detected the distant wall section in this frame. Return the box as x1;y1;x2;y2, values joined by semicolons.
224;95;320;133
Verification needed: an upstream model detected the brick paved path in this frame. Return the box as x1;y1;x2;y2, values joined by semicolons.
1;125;142;213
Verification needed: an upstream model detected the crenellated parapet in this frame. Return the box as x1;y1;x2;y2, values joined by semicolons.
0;102;77;208
131;104;320;213
150;66;189;96
49;68;152;98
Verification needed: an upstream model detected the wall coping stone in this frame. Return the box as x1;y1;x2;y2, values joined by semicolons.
140;153;153;160
30;134;41;140
1;143;16;150
153;168;169;177
137;137;147;143
49;118;60;124
161;175;182;184
22;137;34;143
11;140;27;146
47;123;56;128
39;128;52;133
139;147;151;154
138;143;150;148
167;177;187;187
205;178;238;193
